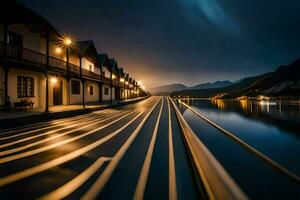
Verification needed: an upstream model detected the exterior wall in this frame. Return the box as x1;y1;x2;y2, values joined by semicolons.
81;58;100;75
8;24;44;53
102;66;111;78
82;58;94;71
0;66;4;105
124;89;128;99
85;81;99;103
69;78;83;105
112;87;115;100
102;84;111;101
94;66;101;75
69;55;79;66
7;68;46;109
120;88;125;99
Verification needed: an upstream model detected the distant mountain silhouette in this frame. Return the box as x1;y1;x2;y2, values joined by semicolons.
239;58;300;98
171;73;270;98
149;80;234;95
171;58;300;99
191;80;233;89
149;83;188;95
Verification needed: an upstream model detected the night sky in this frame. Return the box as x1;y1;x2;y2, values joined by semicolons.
20;0;300;88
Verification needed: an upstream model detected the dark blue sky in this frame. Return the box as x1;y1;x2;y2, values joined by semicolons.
20;0;300;87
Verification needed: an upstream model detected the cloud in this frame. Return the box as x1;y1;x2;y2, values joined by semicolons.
183;0;241;35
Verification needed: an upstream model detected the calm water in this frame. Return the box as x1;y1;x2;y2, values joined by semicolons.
178;99;300;200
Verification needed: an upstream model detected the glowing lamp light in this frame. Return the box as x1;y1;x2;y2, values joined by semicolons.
125;81;129;85
120;78;125;82
64;37;72;46
55;47;62;54
112;74;116;79
50;77;57;85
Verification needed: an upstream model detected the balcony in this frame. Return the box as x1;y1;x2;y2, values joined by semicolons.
49;56;67;70
102;76;111;84
0;42;106;82
82;68;101;80
0;41;46;66
112;79;119;87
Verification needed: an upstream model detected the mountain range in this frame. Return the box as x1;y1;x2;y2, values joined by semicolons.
170;58;300;99
149;81;234;95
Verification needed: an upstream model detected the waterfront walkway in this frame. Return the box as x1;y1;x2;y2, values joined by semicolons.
0;97;201;199
0;98;146;120
1;96;297;199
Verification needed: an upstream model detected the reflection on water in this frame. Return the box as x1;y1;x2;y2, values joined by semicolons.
182;98;300;136
176;98;300;199
211;99;300;119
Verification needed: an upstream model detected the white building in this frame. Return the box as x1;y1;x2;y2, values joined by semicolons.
0;1;144;112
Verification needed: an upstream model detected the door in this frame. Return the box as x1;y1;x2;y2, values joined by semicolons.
53;81;63;106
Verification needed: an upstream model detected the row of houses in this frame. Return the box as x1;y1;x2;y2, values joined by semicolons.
0;1;147;112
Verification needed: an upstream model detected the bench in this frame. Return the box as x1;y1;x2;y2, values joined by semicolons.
14;100;34;110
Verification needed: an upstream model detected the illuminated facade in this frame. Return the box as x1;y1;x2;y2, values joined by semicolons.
0;1;145;111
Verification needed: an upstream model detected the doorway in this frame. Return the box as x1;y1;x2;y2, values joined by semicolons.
53;80;63;106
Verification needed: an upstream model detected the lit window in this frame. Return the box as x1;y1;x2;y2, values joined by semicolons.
17;76;34;97
89;64;94;72
89;85;94;95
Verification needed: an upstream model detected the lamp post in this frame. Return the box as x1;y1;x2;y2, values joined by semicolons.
64;36;72;106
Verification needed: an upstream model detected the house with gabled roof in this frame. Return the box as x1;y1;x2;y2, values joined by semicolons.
69;40;102;106
98;53;112;102
109;58;120;101
0;1;146;112
124;72;129;99
118;68;125;99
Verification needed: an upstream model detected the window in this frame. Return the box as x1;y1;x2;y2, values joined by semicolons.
104;87;109;95
8;31;23;58
8;31;23;47
89;64;94;72
89;85;94;95
71;80;80;94
17;76;34;97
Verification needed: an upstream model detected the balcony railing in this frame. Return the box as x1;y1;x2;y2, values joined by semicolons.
112;79;119;86
82;68;101;80
0;41;112;83
49;56;67;70
69;63;80;74
2;42;46;65
102;76;111;84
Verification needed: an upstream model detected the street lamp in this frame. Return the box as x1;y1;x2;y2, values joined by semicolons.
50;77;57;85
60;34;74;106
65;38;72;46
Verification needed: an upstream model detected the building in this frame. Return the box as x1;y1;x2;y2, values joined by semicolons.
98;53;113;102
0;1;146;111
118;68;125;100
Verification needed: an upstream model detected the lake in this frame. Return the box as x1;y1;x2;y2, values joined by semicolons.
176;99;300;200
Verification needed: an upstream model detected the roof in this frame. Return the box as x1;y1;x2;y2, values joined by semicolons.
72;40;100;67
109;59;119;73
1;0;57;34
124;73;129;80
98;54;110;68
118;68;124;77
